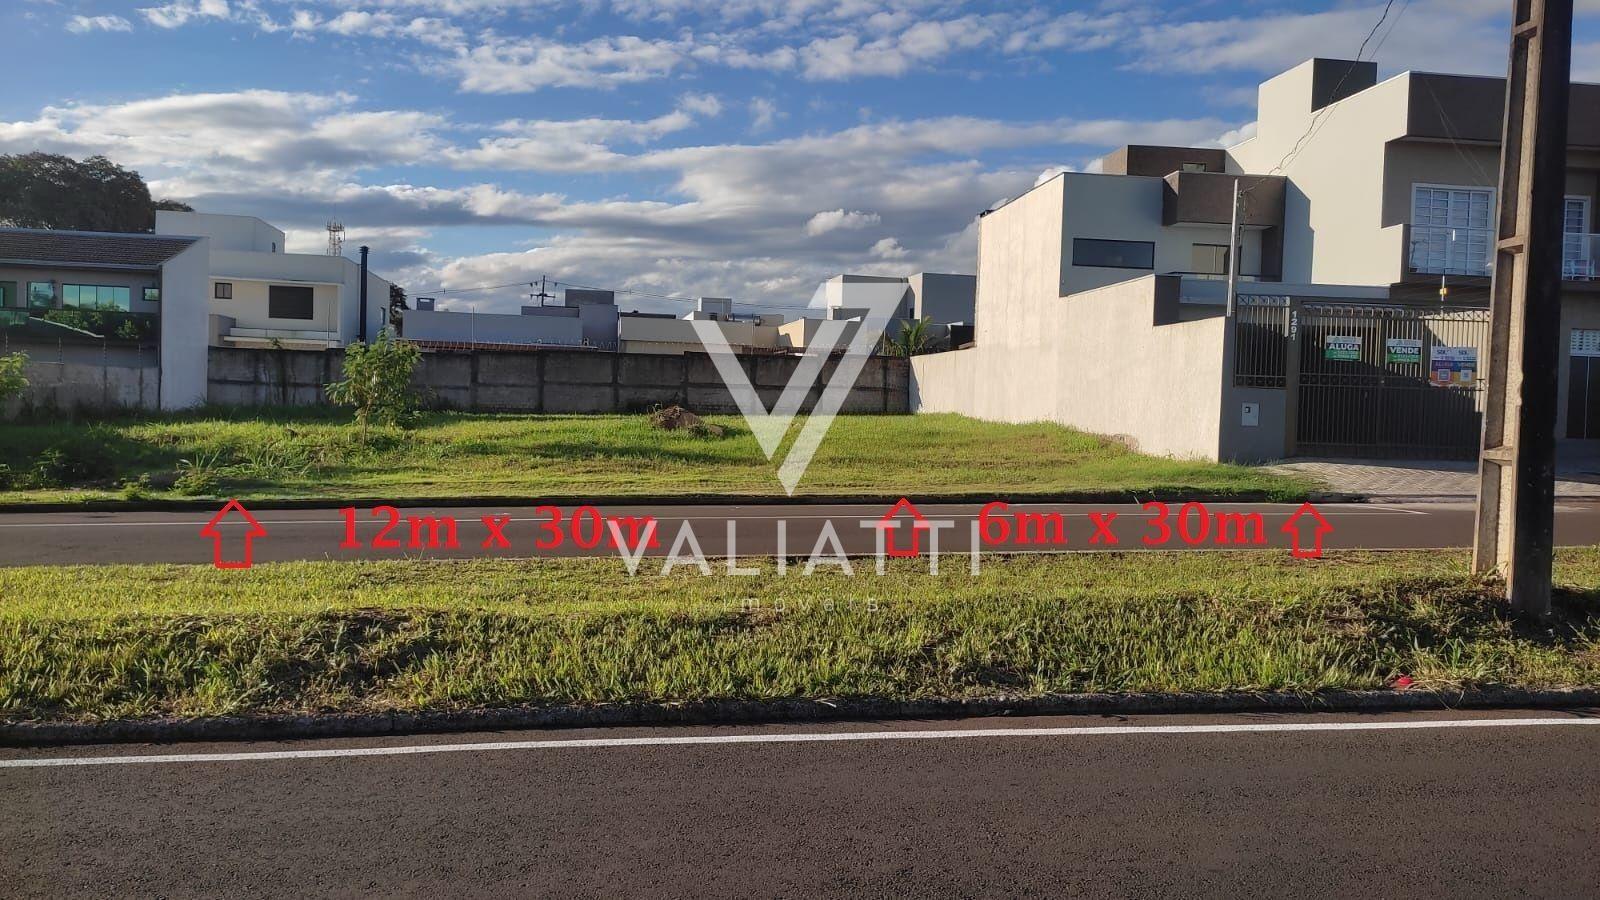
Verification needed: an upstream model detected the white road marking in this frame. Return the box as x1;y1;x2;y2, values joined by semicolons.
4;716;1597;769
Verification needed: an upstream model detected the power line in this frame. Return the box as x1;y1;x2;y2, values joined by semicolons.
1260;0;1400;180
412;275;819;312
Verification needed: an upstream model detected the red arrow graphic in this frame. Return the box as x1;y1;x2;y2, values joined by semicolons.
1280;502;1333;559
200;500;268;570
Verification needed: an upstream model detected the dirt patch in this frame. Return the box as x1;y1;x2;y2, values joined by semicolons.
648;405;725;437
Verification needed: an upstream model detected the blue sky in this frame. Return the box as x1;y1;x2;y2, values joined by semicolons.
3;0;1598;313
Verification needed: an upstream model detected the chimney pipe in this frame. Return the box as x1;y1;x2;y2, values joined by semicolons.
358;245;370;343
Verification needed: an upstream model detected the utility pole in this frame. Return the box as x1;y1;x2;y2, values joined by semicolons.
1226;178;1243;317
1474;0;1574;621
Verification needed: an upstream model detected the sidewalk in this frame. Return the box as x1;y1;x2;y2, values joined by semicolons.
1265;458;1600;500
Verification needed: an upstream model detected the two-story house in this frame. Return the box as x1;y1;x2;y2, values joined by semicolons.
912;57;1600;462
154;211;392;351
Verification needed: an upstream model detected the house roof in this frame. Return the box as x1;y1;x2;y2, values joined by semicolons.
0;228;198;269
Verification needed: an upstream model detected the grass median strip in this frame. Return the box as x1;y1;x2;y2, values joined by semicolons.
4;550;1600;723
0;410;1309;505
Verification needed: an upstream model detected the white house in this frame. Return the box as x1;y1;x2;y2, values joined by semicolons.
154;211;392;350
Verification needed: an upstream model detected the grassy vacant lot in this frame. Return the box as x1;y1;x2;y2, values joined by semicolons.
0;408;1308;504
3;550;1599;722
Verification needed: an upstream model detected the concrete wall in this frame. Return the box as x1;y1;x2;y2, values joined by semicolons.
208;347;909;414
912;276;1231;459
1;339;160;416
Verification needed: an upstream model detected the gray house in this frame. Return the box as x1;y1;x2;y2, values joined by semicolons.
0;228;211;410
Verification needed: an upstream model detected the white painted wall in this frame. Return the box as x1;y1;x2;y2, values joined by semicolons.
158;238;210;409
912;276;1228;459
156;211;285;253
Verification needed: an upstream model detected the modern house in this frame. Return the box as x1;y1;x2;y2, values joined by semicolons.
913;57;1600;461
0;228;210;410
154;211;392;350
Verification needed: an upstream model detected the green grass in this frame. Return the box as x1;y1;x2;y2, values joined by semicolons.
3;550;1600;722
0;408;1309;505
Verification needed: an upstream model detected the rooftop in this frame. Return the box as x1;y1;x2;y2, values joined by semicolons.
0;228;198;269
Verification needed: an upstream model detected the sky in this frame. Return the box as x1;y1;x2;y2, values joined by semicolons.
2;0;1598;315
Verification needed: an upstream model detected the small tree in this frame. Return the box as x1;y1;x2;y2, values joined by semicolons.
388;284;409;327
882;317;934;357
0;352;27;407
325;332;421;438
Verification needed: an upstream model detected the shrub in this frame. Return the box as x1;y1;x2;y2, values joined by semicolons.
325;331;421;439
0;352;27;406
174;451;225;496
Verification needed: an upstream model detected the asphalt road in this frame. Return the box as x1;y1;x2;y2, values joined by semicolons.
5;499;1600;566
4;709;1599;898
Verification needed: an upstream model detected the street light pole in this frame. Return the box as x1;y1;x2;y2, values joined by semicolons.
1473;0;1574;621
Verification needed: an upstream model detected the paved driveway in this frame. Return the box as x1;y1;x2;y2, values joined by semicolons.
1268;457;1600;500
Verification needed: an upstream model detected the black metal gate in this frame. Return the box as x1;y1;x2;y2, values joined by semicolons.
1234;298;1490;459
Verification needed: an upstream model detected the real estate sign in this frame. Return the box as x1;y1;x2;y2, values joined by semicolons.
1385;338;1422;365
1430;346;1478;386
1324;335;1362;361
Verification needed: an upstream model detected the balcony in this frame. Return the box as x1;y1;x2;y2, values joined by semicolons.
1408;225;1600;282
0;309;159;343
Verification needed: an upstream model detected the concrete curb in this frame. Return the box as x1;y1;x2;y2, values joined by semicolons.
0;489;1333;515
5;687;1598;747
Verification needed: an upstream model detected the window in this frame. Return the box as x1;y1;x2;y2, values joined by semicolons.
143;287;161;303
1072;238;1155;270
1181;162;1210;173
268;284;315;320
214;282;233;299
1566;197;1593;280
28;282;54;308
1190;244;1231;276
1410;185;1492;276
62;284;131;311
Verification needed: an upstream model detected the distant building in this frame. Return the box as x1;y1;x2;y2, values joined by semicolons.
401;288;618;351
155;211;392;350
620;297;787;355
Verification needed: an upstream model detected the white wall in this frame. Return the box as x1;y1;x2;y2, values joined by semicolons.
210;277;342;335
156;211;285;253
158;238;211;409
912;276;1228;459
1228;64;1412;285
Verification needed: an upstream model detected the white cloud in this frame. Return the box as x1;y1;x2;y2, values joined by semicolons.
676;92;723;117
805;208;881;236
66;15;133;33
748;97;780;132
139;0;234;29
871;237;908;259
447;33;687;92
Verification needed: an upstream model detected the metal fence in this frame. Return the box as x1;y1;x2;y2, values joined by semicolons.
1233;298;1491;459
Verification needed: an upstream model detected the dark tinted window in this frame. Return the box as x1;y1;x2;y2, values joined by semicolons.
214;282;232;299
1072;238;1155;270
268;285;315;320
